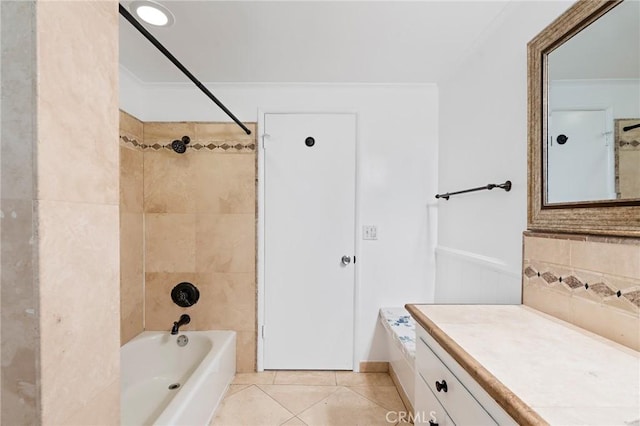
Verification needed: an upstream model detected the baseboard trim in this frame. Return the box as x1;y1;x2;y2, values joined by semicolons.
358;361;389;373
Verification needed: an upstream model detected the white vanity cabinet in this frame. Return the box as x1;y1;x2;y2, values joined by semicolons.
414;371;454;426
414;325;516;426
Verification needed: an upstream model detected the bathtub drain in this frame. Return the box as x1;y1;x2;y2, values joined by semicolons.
168;383;180;390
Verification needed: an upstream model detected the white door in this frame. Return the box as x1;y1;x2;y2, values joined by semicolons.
547;110;614;203
263;113;356;370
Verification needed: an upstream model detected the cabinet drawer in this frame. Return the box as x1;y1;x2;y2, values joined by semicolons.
415;370;454;426
416;332;497;426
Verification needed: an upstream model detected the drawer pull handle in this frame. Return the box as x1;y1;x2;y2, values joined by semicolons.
429;421;439;426
435;379;448;392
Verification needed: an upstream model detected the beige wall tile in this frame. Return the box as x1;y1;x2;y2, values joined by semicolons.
144;272;201;331
145;273;256;371
2;0;119;423
607;310;640;351
143;150;197;214
119;114;144;346
119;110;143;141
523;236;570;265
607;275;640;292
603;296;639;317
571;287;603;304
0;345;37;425
236;331;257;373
1;203;38;424
570;240;640;280
144;121;196;146
1;0;35;121
121;305;144;346
195;122;256;144
522;284;572;324
145;213;196;273
1;1;36;201
61;378;120;426
195;153;256;214
1;199;38;424
37;200;120;426
120;146;144;213
196;214;255;273
120;212;144;345
1;118;34;199
569;297;640;351
202;273;256;331
145;272;255;332
36;1;118;206
137;122;258;375
523;235;640;351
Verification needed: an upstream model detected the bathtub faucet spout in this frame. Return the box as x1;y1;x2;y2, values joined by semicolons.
171;314;191;335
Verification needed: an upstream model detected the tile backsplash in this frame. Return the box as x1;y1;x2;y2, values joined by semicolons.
119;112;257;372
523;232;640;351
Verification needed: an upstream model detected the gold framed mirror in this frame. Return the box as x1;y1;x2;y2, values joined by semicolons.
528;0;640;236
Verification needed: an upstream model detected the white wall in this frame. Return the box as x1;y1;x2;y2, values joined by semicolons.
547;79;640;202
550;79;640;117
120;71;439;362
436;1;573;304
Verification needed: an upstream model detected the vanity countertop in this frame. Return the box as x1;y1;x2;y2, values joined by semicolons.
405;304;640;426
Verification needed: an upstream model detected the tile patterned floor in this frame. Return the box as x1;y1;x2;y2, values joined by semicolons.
210;371;410;426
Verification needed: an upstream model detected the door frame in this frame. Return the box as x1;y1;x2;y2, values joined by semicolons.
256;109;361;372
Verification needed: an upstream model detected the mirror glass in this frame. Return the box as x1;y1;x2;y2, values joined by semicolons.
546;0;640;204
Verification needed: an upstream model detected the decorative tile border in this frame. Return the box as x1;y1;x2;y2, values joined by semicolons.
119;134;255;153
620;140;640;148
523;263;640;310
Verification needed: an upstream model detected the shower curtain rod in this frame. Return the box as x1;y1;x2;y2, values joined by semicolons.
119;4;251;135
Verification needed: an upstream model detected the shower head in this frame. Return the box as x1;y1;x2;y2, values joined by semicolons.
171;136;190;154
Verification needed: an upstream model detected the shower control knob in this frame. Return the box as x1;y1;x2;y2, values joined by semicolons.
341;255;351;265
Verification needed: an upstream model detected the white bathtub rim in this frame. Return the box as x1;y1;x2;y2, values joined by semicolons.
154;330;236;425
122;330;236;426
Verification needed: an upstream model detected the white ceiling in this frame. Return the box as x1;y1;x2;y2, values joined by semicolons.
119;1;513;84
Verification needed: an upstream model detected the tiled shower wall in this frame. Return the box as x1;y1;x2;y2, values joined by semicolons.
1;3;38;423
119;112;257;372
523;233;640;351
2;2;120;424
120;111;144;344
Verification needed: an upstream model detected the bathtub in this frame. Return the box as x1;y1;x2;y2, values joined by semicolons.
121;330;236;426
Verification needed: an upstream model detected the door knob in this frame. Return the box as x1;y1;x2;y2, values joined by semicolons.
341;255;351;265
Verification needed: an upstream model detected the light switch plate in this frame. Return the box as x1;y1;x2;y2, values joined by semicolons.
363;225;377;240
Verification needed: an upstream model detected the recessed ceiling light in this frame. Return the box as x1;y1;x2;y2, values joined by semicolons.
130;1;174;27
